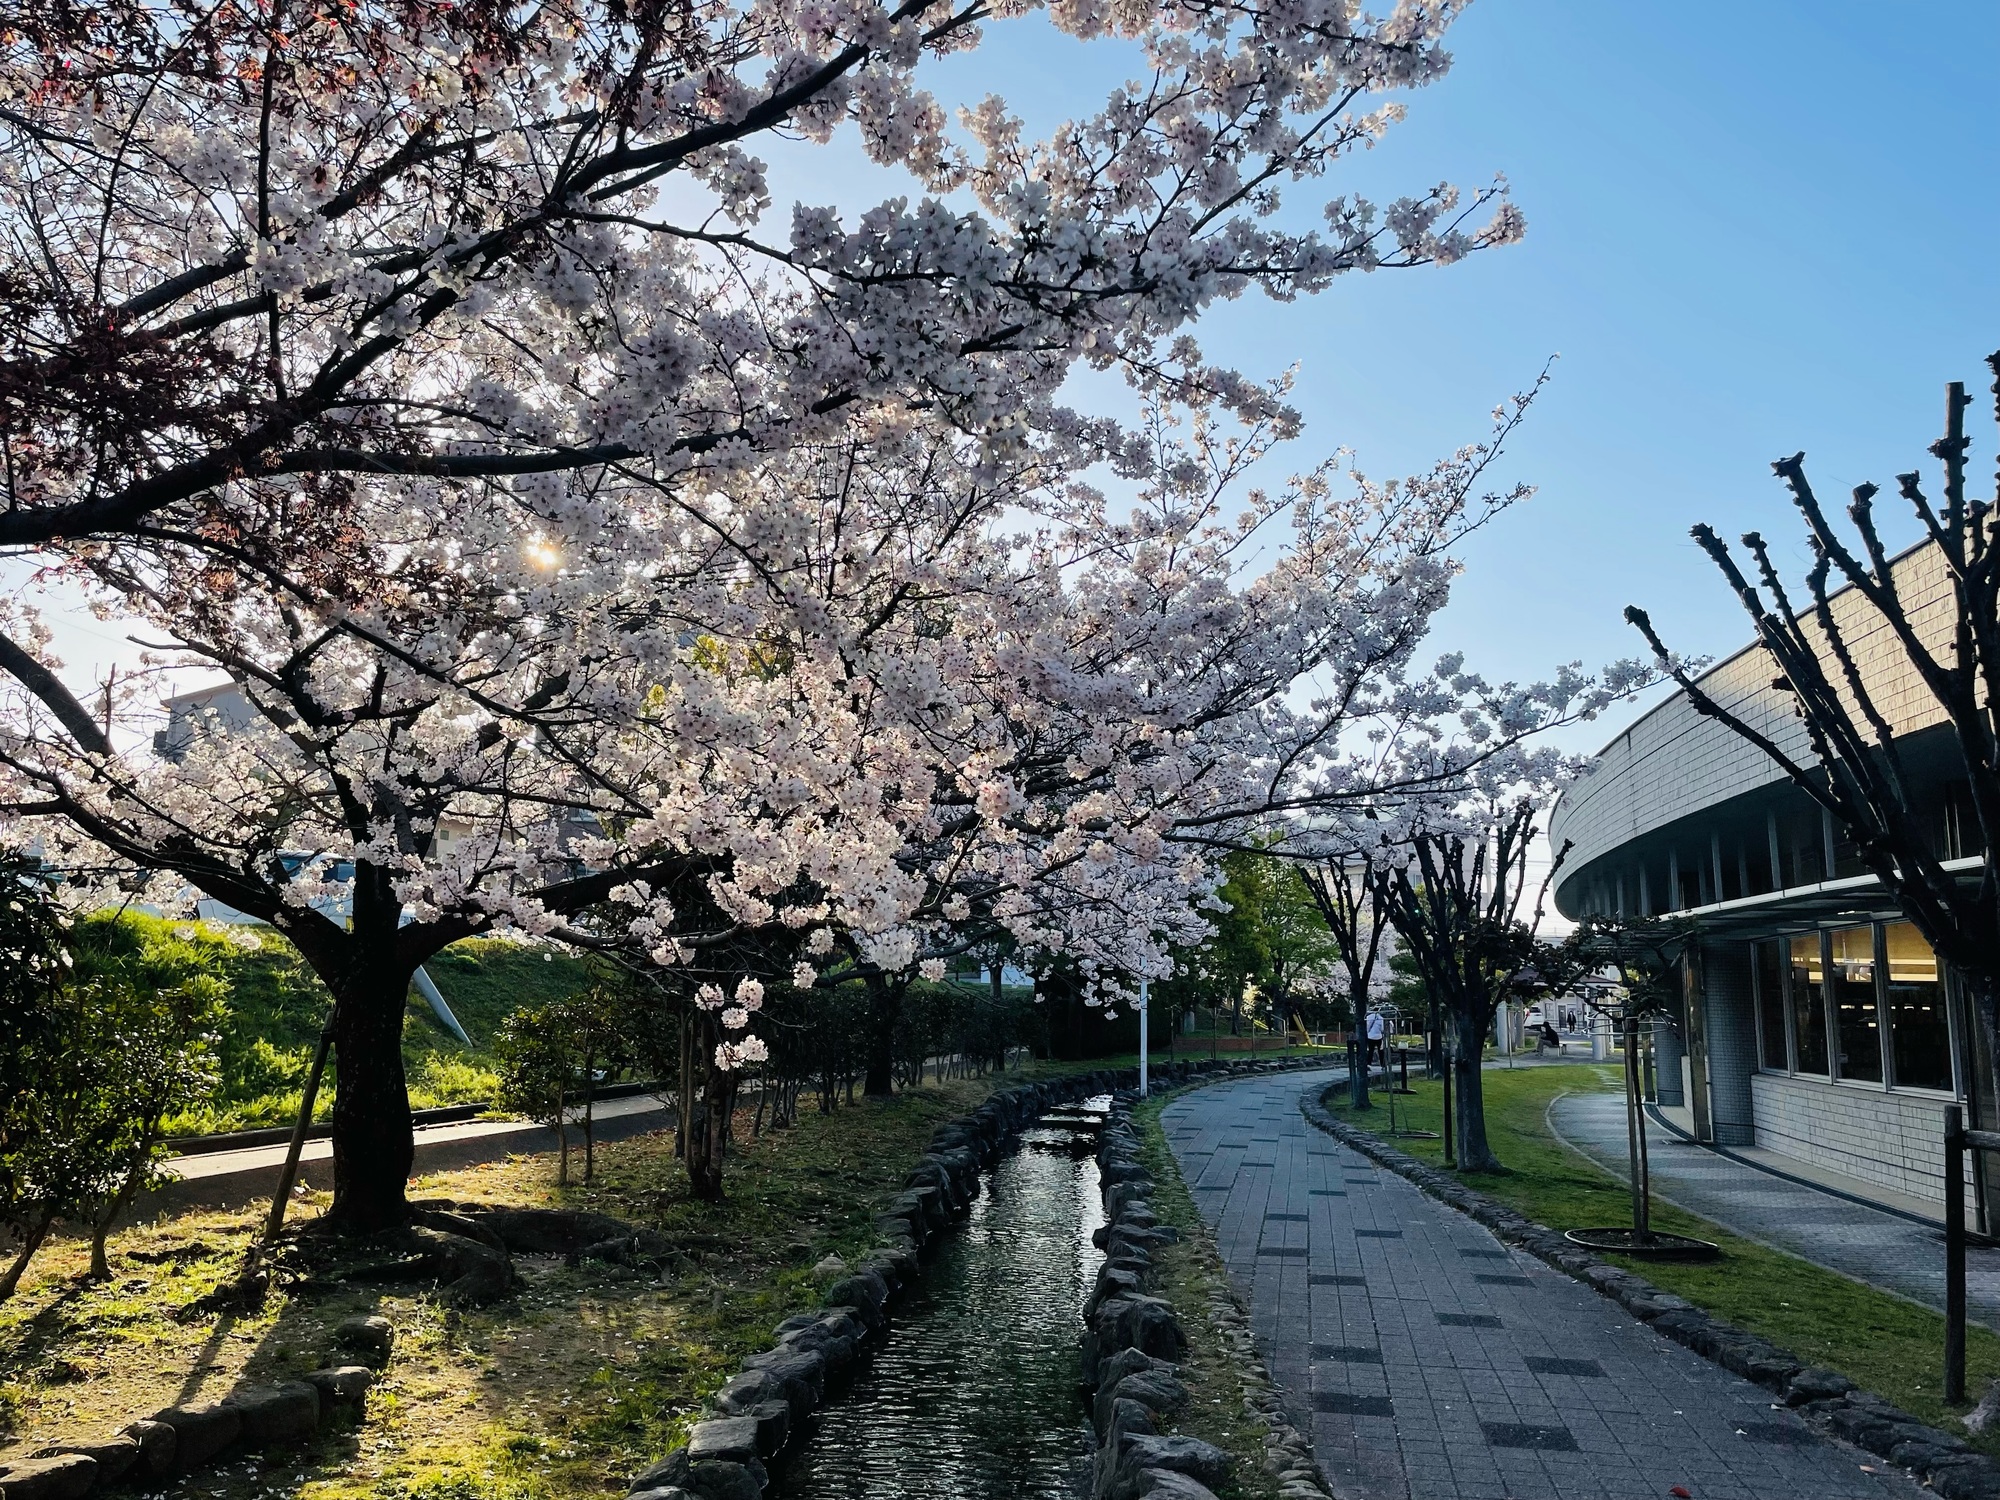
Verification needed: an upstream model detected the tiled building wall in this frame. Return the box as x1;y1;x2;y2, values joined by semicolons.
1750;1072;1956;1206
1701;942;1758;1146
1551;543;1958;886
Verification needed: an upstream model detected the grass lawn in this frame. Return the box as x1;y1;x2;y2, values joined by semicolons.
114;914;597;1137
0;1067;1081;1500
1323;1062;2000;1447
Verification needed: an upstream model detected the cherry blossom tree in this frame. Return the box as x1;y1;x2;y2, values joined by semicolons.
0;356;1651;1232
0;0;1556;1234
0;0;1517;620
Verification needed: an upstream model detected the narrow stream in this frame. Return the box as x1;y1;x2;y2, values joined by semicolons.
775;1098;1111;1499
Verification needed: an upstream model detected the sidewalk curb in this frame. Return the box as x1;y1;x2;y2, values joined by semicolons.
1298;1084;2000;1500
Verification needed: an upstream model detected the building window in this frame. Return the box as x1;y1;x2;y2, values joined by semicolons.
1789;933;1830;1075
1754;940;1788;1071
1828;925;1883;1083
1884;922;1953;1092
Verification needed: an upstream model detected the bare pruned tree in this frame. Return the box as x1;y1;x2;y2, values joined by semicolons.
1300;850;1393;1025
1626;354;2000;1104
1376;791;1566;1173
1299;847;1391;1103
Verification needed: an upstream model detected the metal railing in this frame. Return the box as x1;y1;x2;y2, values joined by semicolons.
1943;1105;1998;1402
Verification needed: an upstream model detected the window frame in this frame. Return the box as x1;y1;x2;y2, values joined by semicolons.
1881;920;1959;1097
1752;937;1793;1074
1824;924;1886;1086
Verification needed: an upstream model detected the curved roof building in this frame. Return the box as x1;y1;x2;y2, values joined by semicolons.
1549;541;1985;1217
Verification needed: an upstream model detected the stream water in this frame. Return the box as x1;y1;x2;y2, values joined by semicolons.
774;1099;1111;1500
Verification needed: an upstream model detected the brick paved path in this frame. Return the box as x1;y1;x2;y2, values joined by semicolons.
1160;1068;1927;1500
1550;1091;2000;1330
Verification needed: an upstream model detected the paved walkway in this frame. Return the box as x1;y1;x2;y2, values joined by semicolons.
1549;1091;2000;1329
145;1093;671;1216
1161;1068;1926;1500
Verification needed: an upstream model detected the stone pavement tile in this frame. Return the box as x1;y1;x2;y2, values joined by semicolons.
1158;1068;1930;1500
1551;1089;2000;1328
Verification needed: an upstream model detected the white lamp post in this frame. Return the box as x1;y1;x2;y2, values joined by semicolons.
1139;975;1150;1097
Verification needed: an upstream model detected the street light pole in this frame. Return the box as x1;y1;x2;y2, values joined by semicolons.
1139;976;1150;1097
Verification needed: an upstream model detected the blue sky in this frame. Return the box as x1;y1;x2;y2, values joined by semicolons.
1160;0;2000;752
747;0;2000;754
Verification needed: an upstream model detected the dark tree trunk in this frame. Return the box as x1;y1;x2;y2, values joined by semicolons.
90;1126;159;1278
685;1015;737;1201
1970;970;2000;1127
1622;1012;1653;1243
1452;1005;1502;1173
676;1007;692;1160
0;1206;56;1300
864;973;902;1097
582;1040;596;1184
1350;982;1372;1109
327;956;418;1231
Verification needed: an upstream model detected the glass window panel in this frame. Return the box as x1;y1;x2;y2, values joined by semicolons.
1884;922;1952;1092
1828;926;1882;1082
1789;933;1829;1075
1755;941;1788;1071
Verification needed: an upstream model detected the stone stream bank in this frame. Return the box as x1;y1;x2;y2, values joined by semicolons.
633;1058;1336;1500
1084;1088;1333;1500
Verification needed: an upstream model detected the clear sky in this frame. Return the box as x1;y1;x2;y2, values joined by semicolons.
1151;0;2000;754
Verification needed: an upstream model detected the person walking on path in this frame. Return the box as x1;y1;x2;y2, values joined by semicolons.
1365;1006;1387;1067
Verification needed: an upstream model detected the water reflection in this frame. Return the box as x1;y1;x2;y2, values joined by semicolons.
776;1100;1110;1500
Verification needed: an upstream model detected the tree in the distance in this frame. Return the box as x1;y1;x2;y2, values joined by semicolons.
1555;915;1694;1250
495;1003;579;1188
1300;847;1393;1036
1627;356;2000;1107
1253;866;1348;1038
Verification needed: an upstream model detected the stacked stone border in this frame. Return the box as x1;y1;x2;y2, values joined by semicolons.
0;1357;375;1500
630;1056;1337;1500
1085;1077;1336;1500
1300;1086;2000;1500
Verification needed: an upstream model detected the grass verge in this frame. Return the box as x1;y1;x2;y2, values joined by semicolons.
1;1067;1084;1500
1321;1063;2000;1449
1129;1090;1290;1500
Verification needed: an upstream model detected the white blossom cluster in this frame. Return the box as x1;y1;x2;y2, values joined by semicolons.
0;0;1517;545
0;373;1640;1069
0;0;1637;1081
